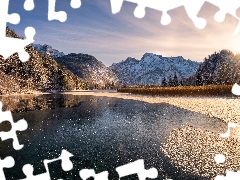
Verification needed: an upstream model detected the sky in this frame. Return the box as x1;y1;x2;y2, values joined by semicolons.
7;0;240;66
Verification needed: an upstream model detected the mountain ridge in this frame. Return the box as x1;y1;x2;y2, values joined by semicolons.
32;44;65;58
55;53;118;89
110;53;200;85
30;43;204;87
0;28;86;94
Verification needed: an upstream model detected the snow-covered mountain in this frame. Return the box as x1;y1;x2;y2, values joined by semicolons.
32;44;65;58
110;53;200;85
0;28;86;94
55;53;117;88
32;44;201;87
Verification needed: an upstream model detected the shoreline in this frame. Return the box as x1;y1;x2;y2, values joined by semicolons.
61;91;240;124
0;90;239;124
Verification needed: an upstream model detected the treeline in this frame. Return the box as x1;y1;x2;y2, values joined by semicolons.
0;28;86;94
160;49;240;87
118;49;240;98
182;49;240;86
134;49;240;88
161;72;182;87
85;81;116;90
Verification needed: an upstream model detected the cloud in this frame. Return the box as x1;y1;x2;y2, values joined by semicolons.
13;0;240;66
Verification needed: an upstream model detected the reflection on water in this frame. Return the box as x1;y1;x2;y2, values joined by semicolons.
0;94;228;179
0;94;89;113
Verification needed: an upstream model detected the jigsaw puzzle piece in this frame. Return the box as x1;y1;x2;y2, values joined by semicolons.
116;159;158;180
0;156;15;180
232;83;240;96
21;164;50;180
206;0;240;22
0;0;20;37
214;122;240;179
110;0;206;26
0;118;28;150
206;0;240;35
48;0;67;22
19;27;36;62
220;122;240;138
133;0;184;25
0;119;28;150
233;23;240;36
5;11;20;25
110;0;240;33
48;0;81;22
110;0;124;14
110;0;184;25
79;169;109;180
0;0;35;62
182;0;207;29
0;102;28;150
2;26;36;62
214;154;225;164
215;170;240;180
43;149;74;171
148;0;184;25
70;0;81;9
24;0;35;11
20;150;73;180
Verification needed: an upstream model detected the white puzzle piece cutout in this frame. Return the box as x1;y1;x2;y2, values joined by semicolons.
220;122;240;138
214;121;240;179
206;0;240;36
110;0;240;35
232;83;240;96
116;159;158;180
0;0;35;62
48;0;81;22
0;156;15;180
79;169;109;180
20;150;74;180
215;170;240;180
0;102;28;150
24;0;35;11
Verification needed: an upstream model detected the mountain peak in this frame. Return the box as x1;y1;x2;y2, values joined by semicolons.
110;53;200;85
55;53;117;87
141;53;163;61
32;44;65;58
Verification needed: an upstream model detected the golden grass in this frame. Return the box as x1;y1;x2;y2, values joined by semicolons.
118;85;234;97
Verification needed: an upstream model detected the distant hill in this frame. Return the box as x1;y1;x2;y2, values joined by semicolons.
35;44;201;87
182;49;240;86
55;53;117;89
0;27;86;94
110;53;200;85
33;44;240;90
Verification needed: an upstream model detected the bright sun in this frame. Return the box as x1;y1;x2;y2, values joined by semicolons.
230;38;240;54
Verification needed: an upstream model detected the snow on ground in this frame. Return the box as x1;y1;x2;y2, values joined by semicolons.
62;91;240;179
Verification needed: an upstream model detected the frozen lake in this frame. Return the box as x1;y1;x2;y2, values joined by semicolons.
0;94;227;179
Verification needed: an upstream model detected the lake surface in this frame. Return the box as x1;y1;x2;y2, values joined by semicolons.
0;94;227;179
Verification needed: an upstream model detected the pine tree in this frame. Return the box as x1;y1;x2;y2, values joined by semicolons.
204;75;214;85
196;73;203;86
173;72;179;87
218;63;233;84
161;77;167;87
179;80;184;86
168;76;174;87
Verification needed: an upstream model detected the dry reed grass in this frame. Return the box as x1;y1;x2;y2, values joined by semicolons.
118;85;234;97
